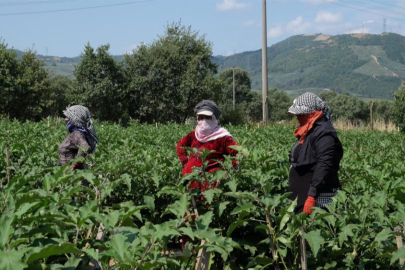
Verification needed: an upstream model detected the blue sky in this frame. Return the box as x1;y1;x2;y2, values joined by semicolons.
0;0;404;57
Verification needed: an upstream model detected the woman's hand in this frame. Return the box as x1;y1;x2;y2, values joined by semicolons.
303;196;316;215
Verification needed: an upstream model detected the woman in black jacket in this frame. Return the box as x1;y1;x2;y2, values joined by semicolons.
288;92;343;215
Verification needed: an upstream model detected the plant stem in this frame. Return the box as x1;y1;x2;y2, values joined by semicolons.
135;240;156;270
265;207;280;270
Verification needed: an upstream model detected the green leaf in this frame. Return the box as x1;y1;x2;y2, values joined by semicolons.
227;180;237;193
0;250;28;270
230;202;255;215
164;194;189;218
179;227;194;240
0;216;14;248
279;213;290;231
338;224;358;247
83;248;100;261
218;201;229;217
104;234;132;262
374;228;392;246
144;195;155;211
226;220;246;237
206;245;229;261
303;230;324;257
27;243;80;263
196;211;214;231
202;189;222;204
390;247;405;265
49;256;81;270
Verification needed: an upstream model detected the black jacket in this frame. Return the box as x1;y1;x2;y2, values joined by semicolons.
289;116;343;197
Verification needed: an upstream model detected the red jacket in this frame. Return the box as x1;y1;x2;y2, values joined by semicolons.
176;130;239;176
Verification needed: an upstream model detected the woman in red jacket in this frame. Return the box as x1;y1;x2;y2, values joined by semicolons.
177;100;239;249
176;100;239;193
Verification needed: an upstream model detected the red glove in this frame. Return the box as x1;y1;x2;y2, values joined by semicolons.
303;196;316;215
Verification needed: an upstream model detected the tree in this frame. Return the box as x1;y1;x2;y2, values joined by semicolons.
244;89;292;123
327;94;368;122
218;68;253;105
394;85;405;132
0;42;20;118
123;22;222;123
45;75;72;117
0;42;50;121
70;43;125;121
217;68;254;125
373;99;394;126
17;51;51;121
268;88;292;121
319;90;337;102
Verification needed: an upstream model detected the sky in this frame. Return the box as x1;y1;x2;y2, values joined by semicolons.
0;0;404;57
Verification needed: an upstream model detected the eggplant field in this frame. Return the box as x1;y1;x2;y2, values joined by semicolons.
1;119;405;269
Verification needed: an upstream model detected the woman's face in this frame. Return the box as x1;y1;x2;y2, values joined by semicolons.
197;115;213;121
65;117;69;121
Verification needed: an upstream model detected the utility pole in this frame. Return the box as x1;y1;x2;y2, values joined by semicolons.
383;18;387;33
262;0;269;125
233;67;236;110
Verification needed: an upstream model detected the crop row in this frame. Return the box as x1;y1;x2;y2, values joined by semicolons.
1;119;405;269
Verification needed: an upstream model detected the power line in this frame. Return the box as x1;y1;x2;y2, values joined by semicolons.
320;0;405;23
339;0;405;18
0;0;78;7
0;0;153;16
367;0;405;11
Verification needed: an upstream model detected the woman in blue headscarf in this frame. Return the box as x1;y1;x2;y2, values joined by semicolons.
58;105;98;170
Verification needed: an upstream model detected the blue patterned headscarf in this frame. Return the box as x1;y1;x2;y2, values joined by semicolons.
63;105;98;153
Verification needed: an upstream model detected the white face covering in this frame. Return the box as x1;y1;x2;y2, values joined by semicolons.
195;114;232;143
197;119;219;136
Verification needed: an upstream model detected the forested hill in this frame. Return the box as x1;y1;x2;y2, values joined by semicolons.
213;33;405;99
15;33;405;100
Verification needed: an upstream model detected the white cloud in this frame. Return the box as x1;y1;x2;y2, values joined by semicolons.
363;20;374;24
242;20;257;27
286;16;311;33
268;17;311;39
315;11;342;23
216;0;251;11
346;28;370;34
301;0;337;5
226;50;235;56
122;43;144;54
269;26;283;37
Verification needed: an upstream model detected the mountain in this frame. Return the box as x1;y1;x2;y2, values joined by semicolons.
12;50;122;79
213;33;405;99
13;33;405;99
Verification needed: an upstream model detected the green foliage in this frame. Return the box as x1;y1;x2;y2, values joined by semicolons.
2;119;405;268
70;43;125;122
45;75;72;117
219;68;253;105
0;42;20;119
373;99;395;124
245;89;292;123
394;86;405;132
215;33;405;99
327;94;369;122
0;42;51;121
123;22;222;123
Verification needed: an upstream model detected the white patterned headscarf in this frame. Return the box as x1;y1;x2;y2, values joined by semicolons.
63;105;98;153
288;92;332;121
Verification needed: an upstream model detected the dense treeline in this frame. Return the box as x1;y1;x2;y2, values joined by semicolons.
0;23;292;125
0;24;404;128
